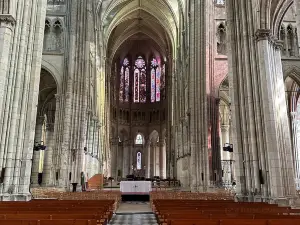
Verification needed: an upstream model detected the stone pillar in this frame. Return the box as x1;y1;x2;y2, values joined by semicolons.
226;0;296;203
155;144;160;177
0;14;15;126
31;116;44;186
123;140;130;177
149;143;155;178
159;141;166;179
0;0;47;199
144;142;149;178
117;142;123;178
110;139;118;179
188;1;208;192
52;94;61;180
221;125;230;160
129;143;133;174
42;123;55;186
291;112;300;190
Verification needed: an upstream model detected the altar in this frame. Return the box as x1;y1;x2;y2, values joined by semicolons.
120;181;152;201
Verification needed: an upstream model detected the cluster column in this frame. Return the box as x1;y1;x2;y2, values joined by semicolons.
188;1;208;192
226;0;296;203
159;140;166;178
31;116;44;186
42;123;55;186
290;112;300;190
110;139;118;179
220;125;230;160
123;140;131;177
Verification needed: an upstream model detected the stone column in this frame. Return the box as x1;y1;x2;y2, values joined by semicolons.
31;116;44;186
110;139;118;179
117;142;123;178
291;112;300;190
42;123;55;186
159;141;166;179
155;144;160;177
188;1;208;192
122;140;130;177
0;14;15;126
226;0;296;203
149;143;155;178
0;0;47;199
52;94;61;179
143;142;149;178
221;125;230;160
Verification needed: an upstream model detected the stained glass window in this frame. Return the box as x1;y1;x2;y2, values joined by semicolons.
124;67;130;102
137;152;142;170
119;58;130;102
150;58;161;102
135;134;143;145
119;66;124;102
134;56;147;103
161;64;166;100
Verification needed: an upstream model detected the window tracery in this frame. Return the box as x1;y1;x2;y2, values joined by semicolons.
279;25;286;56
119;58;130;102
150;58;161;102
119;56;166;103
134;56;147;103
135;134;143;145
43;18;64;53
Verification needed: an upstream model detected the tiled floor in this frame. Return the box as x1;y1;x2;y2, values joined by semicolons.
108;213;158;225
116;201;152;213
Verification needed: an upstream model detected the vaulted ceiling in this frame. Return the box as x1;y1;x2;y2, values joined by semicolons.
97;0;183;60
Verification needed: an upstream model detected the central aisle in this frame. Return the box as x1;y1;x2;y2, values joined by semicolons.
108;202;158;225
108;213;158;225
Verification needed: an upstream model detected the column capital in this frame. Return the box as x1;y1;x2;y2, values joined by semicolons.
0;14;16;29
158;141;166;148
274;40;284;50
221;124;230;132
54;94;60;101
255;29;272;41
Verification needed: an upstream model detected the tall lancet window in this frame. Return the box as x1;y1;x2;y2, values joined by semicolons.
119;58;130;102
134;56;147;103
161;63;166;100
137;152;142;170
150;58;161;102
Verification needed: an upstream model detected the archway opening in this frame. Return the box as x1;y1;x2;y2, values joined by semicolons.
31;69;57;187
101;1;176;180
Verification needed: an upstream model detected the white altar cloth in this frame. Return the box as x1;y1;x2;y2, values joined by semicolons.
120;181;152;195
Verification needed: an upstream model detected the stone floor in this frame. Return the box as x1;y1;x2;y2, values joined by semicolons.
116;201;153;213
108;213;158;225
108;202;158;225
